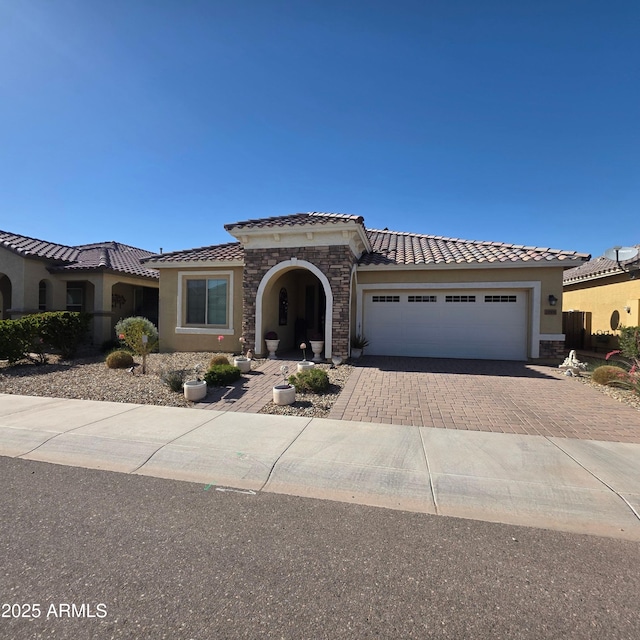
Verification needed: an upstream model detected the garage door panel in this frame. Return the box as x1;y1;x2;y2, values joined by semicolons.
364;290;527;361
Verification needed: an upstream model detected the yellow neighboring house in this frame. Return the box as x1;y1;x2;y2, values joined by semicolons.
0;230;159;346
142;212;589;361
562;247;640;352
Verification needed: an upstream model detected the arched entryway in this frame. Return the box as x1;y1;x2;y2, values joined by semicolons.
255;259;333;358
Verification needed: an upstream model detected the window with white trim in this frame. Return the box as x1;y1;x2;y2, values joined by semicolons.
186;278;228;325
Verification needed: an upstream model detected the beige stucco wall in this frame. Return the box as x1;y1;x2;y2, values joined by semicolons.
0;247;159;344
0;249;60;314
563;275;640;336
156;265;244;353
357;265;566;335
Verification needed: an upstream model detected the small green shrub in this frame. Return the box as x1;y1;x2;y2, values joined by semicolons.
115;316;158;374
618;326;640;360
106;350;135;369
204;364;242;386
161;369;188;392
0;319;35;364
591;365;630;387
209;355;231;367
38;311;91;358
288;368;330;393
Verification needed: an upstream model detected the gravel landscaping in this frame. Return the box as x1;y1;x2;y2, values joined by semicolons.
258;362;353;418
0;351;353;416
1;350;638;418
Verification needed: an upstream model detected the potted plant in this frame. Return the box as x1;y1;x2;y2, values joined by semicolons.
183;364;207;401
309;332;325;362
273;364;295;405
233;336;252;373
264;331;280;359
297;342;315;372
350;334;369;359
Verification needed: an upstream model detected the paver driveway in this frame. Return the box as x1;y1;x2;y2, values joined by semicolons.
327;356;640;443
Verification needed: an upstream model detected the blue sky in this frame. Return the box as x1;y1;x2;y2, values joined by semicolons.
1;0;638;258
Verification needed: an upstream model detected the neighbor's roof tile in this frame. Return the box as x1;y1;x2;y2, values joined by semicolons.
563;246;640;283
53;242;159;279
0;230;79;262
362;229;590;266
0;230;158;279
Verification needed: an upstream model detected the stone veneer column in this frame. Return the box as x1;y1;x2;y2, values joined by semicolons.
539;339;566;359
242;246;356;358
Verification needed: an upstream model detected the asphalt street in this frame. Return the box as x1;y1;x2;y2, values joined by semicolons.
1;457;639;640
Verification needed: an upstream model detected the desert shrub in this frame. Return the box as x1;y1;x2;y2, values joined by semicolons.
160;369;188;392
0;319;36;364
37;311;91;358
115;316;158;373
106;350;134;369
591;365;630;387
209;355;231;367
288;368;330;393
204;364;242;387
618;326;640;360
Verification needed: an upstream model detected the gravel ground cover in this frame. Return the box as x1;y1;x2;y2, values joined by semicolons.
258;362;353;418
0;351;353;416
570;372;640;411
1;351;638;417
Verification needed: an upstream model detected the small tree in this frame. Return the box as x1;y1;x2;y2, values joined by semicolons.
114;316;158;374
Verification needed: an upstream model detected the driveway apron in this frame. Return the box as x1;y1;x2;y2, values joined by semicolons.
328;356;640;443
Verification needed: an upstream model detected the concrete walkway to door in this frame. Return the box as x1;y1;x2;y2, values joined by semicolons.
327;356;640;443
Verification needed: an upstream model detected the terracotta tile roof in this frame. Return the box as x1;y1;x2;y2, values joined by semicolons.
224;211;364;231
142;242;244;264
361;229;590;266
0;230;158;279
563;246;640;284
0;230;78;262
52;242;159;279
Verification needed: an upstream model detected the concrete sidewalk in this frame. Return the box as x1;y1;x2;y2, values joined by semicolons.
1;393;639;541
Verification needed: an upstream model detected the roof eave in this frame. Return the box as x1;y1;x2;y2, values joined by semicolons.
144;259;245;269
358;258;589;271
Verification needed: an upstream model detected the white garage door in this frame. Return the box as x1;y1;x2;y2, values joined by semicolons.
364;289;528;361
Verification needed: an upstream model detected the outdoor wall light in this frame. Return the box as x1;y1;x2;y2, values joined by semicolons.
548;294;558;307
624;306;631;313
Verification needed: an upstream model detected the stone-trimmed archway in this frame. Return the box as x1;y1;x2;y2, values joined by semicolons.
255;258;333;357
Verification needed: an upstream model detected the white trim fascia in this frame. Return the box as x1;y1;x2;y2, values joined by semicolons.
255;258;333;357
356;280;543;359
175;270;234;334
146;260;244;269
357;259;587;271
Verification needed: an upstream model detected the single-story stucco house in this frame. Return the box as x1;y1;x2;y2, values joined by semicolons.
0;230;159;345
562;245;640;351
142;212;589;361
